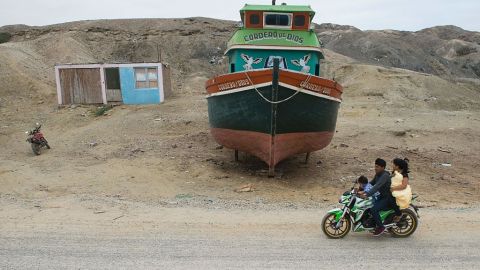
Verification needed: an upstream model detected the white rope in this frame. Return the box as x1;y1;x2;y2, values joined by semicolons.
244;71;312;104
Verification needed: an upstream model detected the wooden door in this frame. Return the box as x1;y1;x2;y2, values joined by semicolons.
105;68;122;102
59;68;103;104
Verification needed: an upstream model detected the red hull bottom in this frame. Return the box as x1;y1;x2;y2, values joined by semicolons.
211;128;334;167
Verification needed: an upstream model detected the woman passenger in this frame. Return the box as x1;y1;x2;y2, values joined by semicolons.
390;158;413;221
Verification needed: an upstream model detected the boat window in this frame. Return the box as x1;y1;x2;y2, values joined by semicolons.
264;13;291;27
250;14;260;25
294;15;305;27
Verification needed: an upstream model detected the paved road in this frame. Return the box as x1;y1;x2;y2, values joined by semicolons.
1;206;479;269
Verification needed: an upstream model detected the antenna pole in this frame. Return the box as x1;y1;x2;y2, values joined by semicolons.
156;43;162;62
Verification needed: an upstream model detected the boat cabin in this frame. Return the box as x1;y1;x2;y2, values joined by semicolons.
226;3;323;76
242;5;313;30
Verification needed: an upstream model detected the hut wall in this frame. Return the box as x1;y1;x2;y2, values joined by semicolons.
119;66;162;104
58;68;103;104
162;64;173;99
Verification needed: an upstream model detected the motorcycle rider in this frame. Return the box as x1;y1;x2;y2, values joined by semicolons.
358;158;401;236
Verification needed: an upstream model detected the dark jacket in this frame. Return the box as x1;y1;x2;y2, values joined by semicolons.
366;170;392;199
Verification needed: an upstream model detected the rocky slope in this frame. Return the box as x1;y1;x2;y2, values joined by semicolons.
316;23;480;80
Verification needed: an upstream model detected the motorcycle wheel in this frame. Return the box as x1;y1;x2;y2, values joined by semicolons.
321;213;351;239
389;208;418;238
31;143;41;155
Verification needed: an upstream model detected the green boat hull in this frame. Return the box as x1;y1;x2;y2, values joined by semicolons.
207;83;340;167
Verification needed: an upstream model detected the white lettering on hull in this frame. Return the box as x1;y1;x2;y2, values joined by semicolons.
218;79;250;91
300;81;332;95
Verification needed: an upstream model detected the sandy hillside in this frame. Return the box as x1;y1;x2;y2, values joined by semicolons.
0;18;479;213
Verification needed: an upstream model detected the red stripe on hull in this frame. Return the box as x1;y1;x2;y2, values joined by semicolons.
211;128;334;167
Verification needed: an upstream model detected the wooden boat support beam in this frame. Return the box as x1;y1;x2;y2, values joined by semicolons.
305;152;310;164
268;58;280;177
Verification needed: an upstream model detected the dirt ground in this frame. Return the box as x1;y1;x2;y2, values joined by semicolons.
0;70;479;210
0;20;480;266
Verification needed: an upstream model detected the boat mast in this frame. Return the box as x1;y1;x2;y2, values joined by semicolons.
268;58;280;177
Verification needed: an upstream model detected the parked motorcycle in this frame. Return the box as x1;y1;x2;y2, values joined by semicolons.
321;184;420;238
26;123;50;155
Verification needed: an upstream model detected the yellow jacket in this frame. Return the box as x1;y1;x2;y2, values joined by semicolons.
391;170;412;209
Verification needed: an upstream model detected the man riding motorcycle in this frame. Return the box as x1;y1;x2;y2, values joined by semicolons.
358;158;401;236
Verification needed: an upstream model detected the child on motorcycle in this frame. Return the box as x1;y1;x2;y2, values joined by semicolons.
357;175;379;202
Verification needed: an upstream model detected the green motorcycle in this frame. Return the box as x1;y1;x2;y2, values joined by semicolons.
322;186;420;238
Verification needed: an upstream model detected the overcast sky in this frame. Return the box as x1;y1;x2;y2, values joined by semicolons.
1;0;478;31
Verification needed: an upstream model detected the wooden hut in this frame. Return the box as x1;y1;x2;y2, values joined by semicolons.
55;63;172;105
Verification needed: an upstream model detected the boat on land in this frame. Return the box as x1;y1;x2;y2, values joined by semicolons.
206;1;343;176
